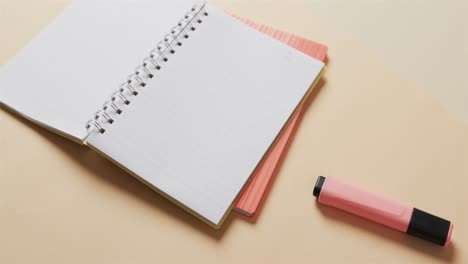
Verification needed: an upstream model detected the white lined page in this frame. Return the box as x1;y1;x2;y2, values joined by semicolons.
86;5;324;226
0;0;200;141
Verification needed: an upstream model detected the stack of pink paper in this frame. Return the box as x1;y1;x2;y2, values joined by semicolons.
233;16;328;216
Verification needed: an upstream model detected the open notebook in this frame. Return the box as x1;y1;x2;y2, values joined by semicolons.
0;0;324;227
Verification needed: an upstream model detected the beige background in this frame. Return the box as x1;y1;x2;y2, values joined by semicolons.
1;0;467;263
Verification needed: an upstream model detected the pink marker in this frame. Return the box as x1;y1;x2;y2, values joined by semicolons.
313;176;453;246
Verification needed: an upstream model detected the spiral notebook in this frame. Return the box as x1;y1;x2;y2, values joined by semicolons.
0;0;324;227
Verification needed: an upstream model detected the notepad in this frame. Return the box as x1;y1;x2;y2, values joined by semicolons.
233;17;328;216
0;0;324;227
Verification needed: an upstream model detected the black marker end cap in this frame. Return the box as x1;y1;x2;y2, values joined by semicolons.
407;208;452;246
313;176;326;198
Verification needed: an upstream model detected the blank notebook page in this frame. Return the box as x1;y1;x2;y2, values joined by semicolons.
85;5;324;226
0;0;199;141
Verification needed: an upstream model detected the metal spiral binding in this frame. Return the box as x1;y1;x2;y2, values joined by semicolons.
85;2;208;134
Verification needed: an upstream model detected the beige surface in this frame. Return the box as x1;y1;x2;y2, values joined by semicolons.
309;0;468;122
1;0;467;263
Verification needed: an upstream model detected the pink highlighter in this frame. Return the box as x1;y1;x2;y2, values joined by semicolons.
313;176;453;246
